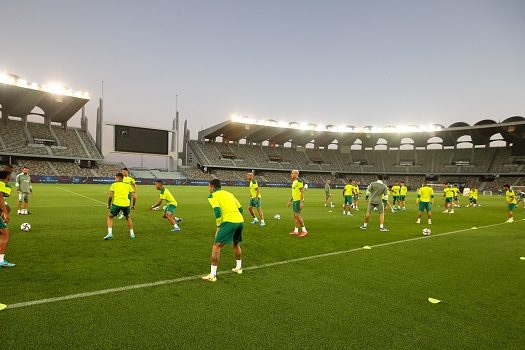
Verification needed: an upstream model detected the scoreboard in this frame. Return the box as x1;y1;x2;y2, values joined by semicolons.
114;125;169;155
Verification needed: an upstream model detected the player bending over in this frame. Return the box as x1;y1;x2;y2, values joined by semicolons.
202;179;244;282
288;170;308;237
442;183;455;214
150;180;182;232
104;173;137;240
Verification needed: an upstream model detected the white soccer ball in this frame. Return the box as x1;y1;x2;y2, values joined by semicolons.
274;214;281;220
21;223;31;232
422;228;431;236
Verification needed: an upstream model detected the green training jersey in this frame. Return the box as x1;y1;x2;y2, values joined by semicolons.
344;184;354;197
291;178;304;201
506;189;517;205
208;189;243;226
249;179;260;199
391;185;400;196
123;176;136;187
16;172;32;193
159;187;177;206
444;187;455;198
418;186;434;202
110;181;134;207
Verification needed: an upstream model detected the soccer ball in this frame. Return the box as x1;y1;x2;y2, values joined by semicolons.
274;214;281;220
422;228;431;236
21;223;31;232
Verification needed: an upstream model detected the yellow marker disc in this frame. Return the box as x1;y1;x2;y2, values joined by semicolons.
0;303;7;311
428;298;441;304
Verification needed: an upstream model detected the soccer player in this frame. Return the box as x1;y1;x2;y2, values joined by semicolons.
0;171;15;267
149;180;182;231
466;186;479;207
503;184;517;223
416;181;433;224
452;184;461;208
442;183;455;213
246;172;265;226
382;187;396;214
287;169;308;237
16;166;32;215
353;179;361;210
324;179;334;207
399;181;408;210
391;181;401;209
360;175;389;231
104;173;137;240
342;179;354;216
202;179;244;282
118;168;136;219
2;164;14;214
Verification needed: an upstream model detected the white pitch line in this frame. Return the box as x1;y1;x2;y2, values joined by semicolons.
30;204;102;208
57;187;106;205
4;220;516;310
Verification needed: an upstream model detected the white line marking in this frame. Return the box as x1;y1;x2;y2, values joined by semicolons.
4;220;515;310
57;187;106;205
30;204;102;208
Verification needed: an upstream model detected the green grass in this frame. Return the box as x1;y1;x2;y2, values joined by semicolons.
1;184;524;349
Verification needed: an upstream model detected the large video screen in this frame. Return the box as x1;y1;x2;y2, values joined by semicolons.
114;125;169;155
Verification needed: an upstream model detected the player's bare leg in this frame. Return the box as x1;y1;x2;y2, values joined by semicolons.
232;242;243;274
165;212;180;231
202;242;224;281
256;207;265;226
127;216;135;238
104;215;114;240
0;227;15;267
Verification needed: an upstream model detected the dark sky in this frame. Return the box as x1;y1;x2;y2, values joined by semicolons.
2;0;524;139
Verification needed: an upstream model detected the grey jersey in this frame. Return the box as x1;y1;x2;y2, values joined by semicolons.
324;183;331;193
366;180;388;205
16;173;32;193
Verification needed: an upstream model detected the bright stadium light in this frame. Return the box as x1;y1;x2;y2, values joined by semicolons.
16;79;27;87
0;72;90;99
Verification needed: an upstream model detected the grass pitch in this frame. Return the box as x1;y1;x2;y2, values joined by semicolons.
1;184;524;349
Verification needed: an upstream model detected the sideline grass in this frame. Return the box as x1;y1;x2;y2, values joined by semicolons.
1;184;524;349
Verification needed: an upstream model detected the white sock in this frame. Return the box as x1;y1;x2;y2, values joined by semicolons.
210;265;218;276
294;227;299;233
261;220;265;224
363;223;368;227
17;210;21;214
236;260;242;269
129;229;134;235
174;224;179;229
302;226;307;232
380;224;384;229
108;228;113;235
343;211;346;214
0;253;4;262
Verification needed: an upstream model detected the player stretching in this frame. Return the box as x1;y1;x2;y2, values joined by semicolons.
324;180;334;207
342;179;354;215
150;180;182;231
391;181;401;209
246;173;265;226
16;166;32;215
443;183;455;213
0;171;15;267
118;168;136;219
202;179;244;282
288;170;308;237
399;181;408;210
416;181;434;224
104;173;137;240
360;175;389;231
503;184;517;223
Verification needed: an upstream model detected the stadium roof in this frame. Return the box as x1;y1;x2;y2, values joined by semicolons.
197;117;525;148
0;73;90;124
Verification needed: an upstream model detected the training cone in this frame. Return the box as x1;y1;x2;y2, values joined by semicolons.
428;298;441;304
0;303;7;311
363;246;372;250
